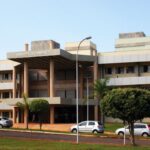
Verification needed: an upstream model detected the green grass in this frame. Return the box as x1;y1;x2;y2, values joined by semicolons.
0;137;150;150
105;123;123;132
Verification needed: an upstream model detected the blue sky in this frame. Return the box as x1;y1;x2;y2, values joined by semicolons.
0;0;150;59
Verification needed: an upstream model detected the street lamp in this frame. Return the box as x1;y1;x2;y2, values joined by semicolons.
76;36;92;144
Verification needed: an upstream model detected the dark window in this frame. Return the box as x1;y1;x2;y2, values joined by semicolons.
126;66;135;73
143;65;148;72
2;112;9;118
105;68;112;74
2;92;10;98
56;90;65;98
66;90;75;99
66;70;75;80
115;67;124;74
56;70;65;80
2;73;9;80
88;122;95;126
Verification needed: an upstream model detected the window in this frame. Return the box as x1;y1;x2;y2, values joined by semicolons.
105;67;112;75
79;122;87;126
126;66;135;73
2;73;9;80
29;71;38;81
56;70;65;80
56;90;65;98
2;112;9;118
143;65;148;73
66;90;75;99
2;92;10;98
115;67;124;74
66;70;75;80
38;71;48;81
88;122;95;126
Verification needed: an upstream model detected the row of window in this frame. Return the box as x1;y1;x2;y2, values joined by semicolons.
105;65;150;75
0;92;11;99
0;73;12;80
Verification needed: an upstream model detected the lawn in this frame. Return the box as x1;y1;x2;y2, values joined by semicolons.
0;137;150;150
105;123;123;132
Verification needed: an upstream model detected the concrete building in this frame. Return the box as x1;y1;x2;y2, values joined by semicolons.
0;31;150;128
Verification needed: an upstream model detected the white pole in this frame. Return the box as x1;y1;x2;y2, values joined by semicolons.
87;77;89;121
76;46;79;144
76;36;92;144
124;126;126;145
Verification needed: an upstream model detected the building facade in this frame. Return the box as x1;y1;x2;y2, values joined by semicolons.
0;31;150;126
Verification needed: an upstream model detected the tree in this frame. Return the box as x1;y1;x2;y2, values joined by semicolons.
101;88;150;145
16;93;29;129
94;78;109;124
29;99;49;130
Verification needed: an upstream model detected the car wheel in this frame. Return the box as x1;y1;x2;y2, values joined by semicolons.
72;129;77;133
0;125;3;128
93;130;98;134
142;132;149;137
118;131;124;136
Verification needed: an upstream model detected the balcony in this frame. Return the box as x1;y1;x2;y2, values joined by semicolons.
108;76;150;86
0;82;13;90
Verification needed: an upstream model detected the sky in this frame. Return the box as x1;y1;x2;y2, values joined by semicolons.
0;0;150;59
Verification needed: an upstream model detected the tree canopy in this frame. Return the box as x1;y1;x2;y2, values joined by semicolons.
101;88;150;145
29;99;49;113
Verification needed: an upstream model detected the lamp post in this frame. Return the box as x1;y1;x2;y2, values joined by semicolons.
76;36;92;144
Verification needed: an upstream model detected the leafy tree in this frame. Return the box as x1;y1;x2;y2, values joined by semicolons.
16;93;29;129
94;78;109;124
29;99;49;130
101;88;150;145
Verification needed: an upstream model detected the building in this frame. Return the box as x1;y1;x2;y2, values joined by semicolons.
0;31;150;127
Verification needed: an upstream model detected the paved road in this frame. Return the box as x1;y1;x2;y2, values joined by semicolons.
0;130;150;146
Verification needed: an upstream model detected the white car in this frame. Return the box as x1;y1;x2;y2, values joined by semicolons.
70;121;104;134
115;123;150;137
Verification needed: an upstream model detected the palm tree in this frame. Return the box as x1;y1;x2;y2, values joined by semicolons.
94;78;109;125
16;93;29;129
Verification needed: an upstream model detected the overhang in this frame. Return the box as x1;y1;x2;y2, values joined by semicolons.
1;97;98;106
7;49;95;63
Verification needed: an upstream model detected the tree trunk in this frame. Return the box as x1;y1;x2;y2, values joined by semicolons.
24;108;29;129
129;122;136;146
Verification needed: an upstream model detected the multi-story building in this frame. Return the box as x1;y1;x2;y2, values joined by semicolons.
0;31;150;127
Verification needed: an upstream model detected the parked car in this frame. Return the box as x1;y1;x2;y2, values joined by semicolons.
71;121;104;134
115;123;150;137
0;117;13;128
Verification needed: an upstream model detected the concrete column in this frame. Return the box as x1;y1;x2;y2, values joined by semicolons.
50;106;54;124
93;52;99;121
13;67;16;98
13;107;16;124
49;59;54;97
24;62;28;96
79;68;83;99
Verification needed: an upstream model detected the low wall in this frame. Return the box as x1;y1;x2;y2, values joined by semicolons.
13;123;74;132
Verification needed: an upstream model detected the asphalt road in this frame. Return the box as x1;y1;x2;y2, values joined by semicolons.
0;130;150;146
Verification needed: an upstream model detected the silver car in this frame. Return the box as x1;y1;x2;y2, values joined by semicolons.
115;123;150;137
71;121;104;134
0;117;13;128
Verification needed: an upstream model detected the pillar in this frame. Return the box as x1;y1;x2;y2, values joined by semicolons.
13;107;16;124
13;67;16;98
50;106;54;124
93;51;99;121
24;62;28;96
49;59;54;97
